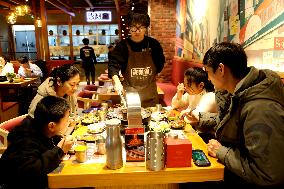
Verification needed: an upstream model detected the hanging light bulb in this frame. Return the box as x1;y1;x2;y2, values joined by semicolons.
6;12;17;24
15;5;25;16
15;5;31;16
22;5;31;15
35;17;42;27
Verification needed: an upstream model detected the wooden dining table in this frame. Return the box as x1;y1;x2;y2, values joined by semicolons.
48;125;224;189
0;77;38;89
0;77;39;103
0;78;40;114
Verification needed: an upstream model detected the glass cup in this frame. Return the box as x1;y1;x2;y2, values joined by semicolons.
96;136;106;155
74;143;87;163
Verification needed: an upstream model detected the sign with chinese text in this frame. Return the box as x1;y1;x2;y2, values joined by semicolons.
86;11;112;22
274;37;284;50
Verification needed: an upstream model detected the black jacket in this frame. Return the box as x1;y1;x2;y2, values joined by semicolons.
108;36;165;78
0;116;64;189
80;46;97;68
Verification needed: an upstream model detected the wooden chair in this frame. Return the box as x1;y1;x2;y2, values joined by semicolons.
0;100;19;123
77;90;101;110
0;114;27;154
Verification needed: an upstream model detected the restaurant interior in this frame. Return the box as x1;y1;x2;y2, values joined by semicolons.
0;0;283;188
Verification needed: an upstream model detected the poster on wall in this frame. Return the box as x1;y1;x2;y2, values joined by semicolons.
228;0;240;42
175;0;210;61
239;0;284;47
245;24;284;73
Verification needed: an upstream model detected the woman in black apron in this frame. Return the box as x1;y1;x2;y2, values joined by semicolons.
108;4;165;107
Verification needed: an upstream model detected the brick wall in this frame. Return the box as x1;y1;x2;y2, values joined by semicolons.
149;0;176;83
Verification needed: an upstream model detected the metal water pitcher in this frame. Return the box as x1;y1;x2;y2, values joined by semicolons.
146;131;165;171
105;119;123;170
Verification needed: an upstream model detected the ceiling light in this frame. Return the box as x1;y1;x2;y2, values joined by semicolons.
35;17;42;27
6;12;17;24
15;5;31;16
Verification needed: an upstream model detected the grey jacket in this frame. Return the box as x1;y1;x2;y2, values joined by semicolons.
28;77;77;117
215;67;284;186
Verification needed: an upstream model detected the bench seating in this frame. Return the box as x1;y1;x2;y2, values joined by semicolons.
0;114;27;153
46;60;74;75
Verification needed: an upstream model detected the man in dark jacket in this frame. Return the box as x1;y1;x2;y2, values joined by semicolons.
204;42;284;188
0;96;75;189
80;38;97;85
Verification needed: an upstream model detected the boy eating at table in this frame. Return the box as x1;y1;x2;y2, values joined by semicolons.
0;96;75;189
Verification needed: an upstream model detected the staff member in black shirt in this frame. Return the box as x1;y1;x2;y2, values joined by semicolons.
108;4;165;107
80;38;97;85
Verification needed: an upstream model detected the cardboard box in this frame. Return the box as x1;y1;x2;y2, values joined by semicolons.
166;138;192;167
125;127;145;162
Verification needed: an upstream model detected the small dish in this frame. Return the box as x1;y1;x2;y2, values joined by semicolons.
81;118;94;125
87;122;106;134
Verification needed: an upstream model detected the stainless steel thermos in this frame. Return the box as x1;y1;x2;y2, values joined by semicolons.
105;119;123;169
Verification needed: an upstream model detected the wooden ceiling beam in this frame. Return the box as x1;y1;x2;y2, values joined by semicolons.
114;0;120;15
0;9;10;14
6;0;21;5
55;0;74;12
46;0;75;16
0;1;15;9
84;0;94;8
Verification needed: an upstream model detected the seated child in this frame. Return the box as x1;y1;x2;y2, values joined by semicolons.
0;96;75;189
171;67;217;124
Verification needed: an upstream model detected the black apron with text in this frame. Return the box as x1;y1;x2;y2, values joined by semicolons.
122;42;159;107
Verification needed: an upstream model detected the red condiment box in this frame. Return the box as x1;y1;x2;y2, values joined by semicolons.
125;127;145;162
165;138;192;167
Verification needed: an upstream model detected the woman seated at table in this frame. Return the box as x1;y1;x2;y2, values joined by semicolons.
0;55;14;76
28;64;80;118
0;96;75;189
171;67;217;122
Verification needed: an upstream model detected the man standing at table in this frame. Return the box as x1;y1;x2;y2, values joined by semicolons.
80;38;96;85
108;4;165;107
203;42;284;188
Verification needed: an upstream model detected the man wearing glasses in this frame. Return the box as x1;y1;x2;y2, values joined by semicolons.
108;3;165;107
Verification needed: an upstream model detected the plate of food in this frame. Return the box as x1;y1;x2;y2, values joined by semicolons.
169;119;186;130
106;107;152;123
81;112;100;125
81;117;94;125
151;111;167;122
166;109;180;121
76;134;98;143
87;122;106;134
12;78;23;83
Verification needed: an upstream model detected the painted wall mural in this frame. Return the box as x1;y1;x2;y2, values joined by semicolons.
239;0;284;48
245;24;284;73
217;0;284;73
175;0;283;73
175;0;212;62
